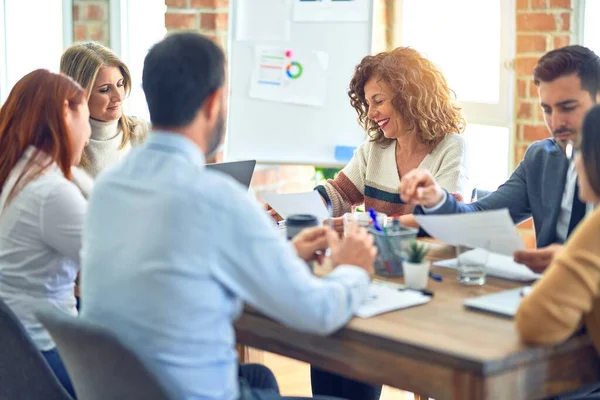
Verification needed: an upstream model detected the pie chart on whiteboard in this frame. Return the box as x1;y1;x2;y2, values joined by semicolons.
249;46;329;107
286;61;303;79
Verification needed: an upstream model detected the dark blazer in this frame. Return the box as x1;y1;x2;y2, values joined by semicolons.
416;138;570;248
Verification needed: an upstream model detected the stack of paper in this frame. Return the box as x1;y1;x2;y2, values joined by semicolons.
414;209;525;256
261;191;329;221
434;252;541;281
356;283;431;318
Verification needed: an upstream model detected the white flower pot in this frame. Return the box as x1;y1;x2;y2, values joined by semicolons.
403;261;430;290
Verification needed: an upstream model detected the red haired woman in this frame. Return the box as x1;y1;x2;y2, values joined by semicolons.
0;69;91;398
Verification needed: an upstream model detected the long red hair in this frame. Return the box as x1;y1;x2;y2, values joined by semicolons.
0;69;86;206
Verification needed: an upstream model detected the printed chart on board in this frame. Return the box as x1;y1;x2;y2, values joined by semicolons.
249;46;329;107
293;0;369;22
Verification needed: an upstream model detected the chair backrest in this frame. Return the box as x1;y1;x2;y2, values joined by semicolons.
471;188;493;202
36;307;183;400
476;189;492;201
0;298;73;400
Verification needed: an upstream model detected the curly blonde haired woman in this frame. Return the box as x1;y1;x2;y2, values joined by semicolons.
315;47;472;223
61;42;149;182
311;47;472;400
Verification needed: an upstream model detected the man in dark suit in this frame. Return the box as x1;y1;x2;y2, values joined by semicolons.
401;45;600;271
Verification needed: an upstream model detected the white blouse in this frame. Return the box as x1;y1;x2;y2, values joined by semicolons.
0;147;86;351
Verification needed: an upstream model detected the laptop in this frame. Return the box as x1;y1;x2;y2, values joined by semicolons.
463;287;528;318
206;160;256;189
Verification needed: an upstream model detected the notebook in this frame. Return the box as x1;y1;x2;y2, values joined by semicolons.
356;282;431;318
463;287;528;317
206;160;256;189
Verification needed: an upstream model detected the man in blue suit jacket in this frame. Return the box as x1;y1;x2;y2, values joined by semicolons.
402;45;600;271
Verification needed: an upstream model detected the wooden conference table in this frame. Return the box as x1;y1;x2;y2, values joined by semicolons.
235;241;600;399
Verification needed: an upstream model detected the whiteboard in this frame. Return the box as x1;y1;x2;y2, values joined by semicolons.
225;0;374;167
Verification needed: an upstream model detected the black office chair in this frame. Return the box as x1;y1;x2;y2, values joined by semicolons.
36;307;183;400
0;298;73;400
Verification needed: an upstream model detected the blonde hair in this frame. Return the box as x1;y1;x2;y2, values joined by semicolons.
60;42;138;167
348;47;465;150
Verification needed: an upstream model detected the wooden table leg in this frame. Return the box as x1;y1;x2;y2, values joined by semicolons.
237;344;247;363
237;345;264;364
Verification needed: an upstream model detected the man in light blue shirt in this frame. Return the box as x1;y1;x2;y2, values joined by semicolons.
80;32;376;400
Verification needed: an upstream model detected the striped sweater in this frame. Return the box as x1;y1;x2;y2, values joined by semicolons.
316;134;472;217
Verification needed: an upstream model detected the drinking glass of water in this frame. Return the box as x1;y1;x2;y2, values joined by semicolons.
455;242;490;285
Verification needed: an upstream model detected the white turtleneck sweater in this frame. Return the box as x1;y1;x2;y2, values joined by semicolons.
74;118;149;197
85;118;130;178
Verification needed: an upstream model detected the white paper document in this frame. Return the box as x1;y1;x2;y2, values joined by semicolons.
261;191;329;221
236;0;292;41
356;283;431;318
293;0;369;22
249;46;329;107
414;209;525;256
434;252;541;282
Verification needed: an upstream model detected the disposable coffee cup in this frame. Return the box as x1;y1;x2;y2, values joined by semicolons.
286;214;319;240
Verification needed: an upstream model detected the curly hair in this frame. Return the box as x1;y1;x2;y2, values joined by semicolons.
348;47;465;150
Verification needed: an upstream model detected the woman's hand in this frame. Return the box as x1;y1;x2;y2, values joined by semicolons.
264;203;283;222
450;192;464;203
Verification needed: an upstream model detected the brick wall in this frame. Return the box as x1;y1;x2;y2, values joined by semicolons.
165;0;228;49
72;0;575;246
73;0;110;46
164;0;391;199
514;0;573;165
514;0;574;247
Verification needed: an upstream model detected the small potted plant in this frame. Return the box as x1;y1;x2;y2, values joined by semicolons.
403;240;431;289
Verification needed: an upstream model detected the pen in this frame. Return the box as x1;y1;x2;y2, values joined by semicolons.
369;208;394;274
372;279;434;297
368;208;382;232
429;271;443;282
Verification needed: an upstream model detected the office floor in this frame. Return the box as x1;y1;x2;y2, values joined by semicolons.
263;352;413;399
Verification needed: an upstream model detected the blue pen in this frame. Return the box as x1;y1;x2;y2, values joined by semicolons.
429;271;443;282
368;208;382;232
369;208;395;274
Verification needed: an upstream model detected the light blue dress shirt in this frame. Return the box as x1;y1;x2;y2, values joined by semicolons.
80;132;370;400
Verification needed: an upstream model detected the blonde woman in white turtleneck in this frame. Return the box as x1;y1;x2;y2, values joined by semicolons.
61;42;149;183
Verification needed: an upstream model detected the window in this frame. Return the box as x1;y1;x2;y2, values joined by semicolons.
394;0;514;191
463;124;511;192
582;0;600;54
0;0;72;103
110;0;166;122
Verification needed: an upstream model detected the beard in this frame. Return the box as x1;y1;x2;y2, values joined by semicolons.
207;111;225;159
552;127;577;150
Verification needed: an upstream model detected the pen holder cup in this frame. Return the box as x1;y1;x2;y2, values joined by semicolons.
368;226;419;277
